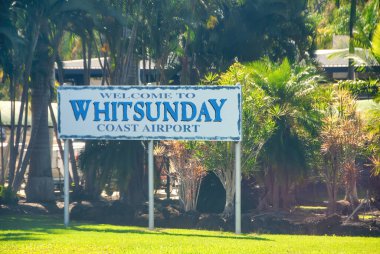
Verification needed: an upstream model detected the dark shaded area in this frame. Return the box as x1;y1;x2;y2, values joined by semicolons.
241;177;260;212
1;200;380;236
197;172;225;213
0;232;43;241
72;225;270;241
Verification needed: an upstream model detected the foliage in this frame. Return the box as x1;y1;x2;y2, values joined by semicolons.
1;215;380;254
168;141;205;212
337;79;379;98
196;61;276;215
311;0;380;49
200;62;276;173
373;21;380;60
252;58;322;210
363;101;380;175
197;58;322;211
320;88;366;211
0;185;18;205
79;140;144;199
201;0;316;66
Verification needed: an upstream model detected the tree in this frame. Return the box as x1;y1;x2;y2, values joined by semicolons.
0;1;39;195
320;88;365;213
194;62;275;217
169;141;205;212
252;58;322;211
77;1;151;203
195;0;316;73
18;0;115;201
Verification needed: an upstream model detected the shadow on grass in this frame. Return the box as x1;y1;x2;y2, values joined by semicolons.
0;215;69;237
0;215;271;241
0;232;43;241
71;226;271;241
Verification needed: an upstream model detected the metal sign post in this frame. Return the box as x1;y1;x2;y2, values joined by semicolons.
64;139;70;227
148;140;154;230
235;141;241;234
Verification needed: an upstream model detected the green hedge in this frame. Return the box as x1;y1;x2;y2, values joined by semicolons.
337;80;379;98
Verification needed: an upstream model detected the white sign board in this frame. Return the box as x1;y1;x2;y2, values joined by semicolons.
58;85;241;141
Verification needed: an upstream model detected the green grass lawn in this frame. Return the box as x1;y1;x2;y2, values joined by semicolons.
0;215;379;254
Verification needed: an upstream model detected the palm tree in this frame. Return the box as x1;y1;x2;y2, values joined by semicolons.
23;0;114;201
195;62;275;217
251;58;322;211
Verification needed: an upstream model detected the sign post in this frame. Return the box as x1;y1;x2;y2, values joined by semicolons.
64;139;70;227
148;140;154;230
235;141;241;234
58;85;242;232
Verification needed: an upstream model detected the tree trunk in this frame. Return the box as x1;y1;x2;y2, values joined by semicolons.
25;85;55;202
83;166;101;200
223;184;235;217
125;141;146;206
126;52;139;85
25;20;55;202
272;176;280;211
348;0;356;80
345;176;359;206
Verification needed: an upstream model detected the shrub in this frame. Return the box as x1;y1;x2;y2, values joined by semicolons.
0;185;18;205
337;79;379;98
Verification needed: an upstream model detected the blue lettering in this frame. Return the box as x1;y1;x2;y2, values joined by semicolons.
69;100;91;121
111;102;118;121
118;102;133;121
100;93;112;99
196;102;212;122
209;99;227;122
181;101;196;121
97;124;105;131
163;102;178;122
146;102;161;121
93;102;110;121
133;102;145;121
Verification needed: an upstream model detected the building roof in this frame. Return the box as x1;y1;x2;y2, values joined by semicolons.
57;58;156;70
315;48;379;68
0;101;57;127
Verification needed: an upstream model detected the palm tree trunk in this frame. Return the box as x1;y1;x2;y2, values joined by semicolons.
25;84;55;201
25;19;55;202
273;175;280;211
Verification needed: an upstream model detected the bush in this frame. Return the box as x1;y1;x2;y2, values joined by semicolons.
337;80;379;98
0;185;18;205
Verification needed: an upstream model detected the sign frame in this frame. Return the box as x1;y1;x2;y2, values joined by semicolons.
57;85;242;141
58;84;242;234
